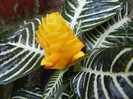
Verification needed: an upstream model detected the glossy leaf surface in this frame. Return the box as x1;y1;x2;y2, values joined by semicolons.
43;68;68;99
73;48;133;99
61;0;124;32
83;6;133;51
12;87;43;99
0;18;44;84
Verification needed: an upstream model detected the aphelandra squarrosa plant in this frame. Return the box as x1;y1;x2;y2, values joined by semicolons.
0;0;133;99
35;12;85;69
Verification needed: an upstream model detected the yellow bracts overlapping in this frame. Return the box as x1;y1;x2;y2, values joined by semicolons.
36;12;85;69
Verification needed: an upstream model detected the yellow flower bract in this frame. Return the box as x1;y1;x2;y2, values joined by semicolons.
36;12;85;69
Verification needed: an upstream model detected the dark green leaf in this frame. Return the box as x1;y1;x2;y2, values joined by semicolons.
12;87;43;99
73;47;133;99
61;0;124;32
0;18;44;84
43;68;68;99
83;2;133;51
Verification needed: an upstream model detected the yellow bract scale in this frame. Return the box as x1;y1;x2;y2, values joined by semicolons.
41;58;53;66
47;53;61;62
44;49;50;58
36;12;85;69
50;59;68;69
57;32;71;41
41;18;48;33
47;32;62;39
72;51;85;63
35;37;45;49
39;24;47;36
54;23;67;33
61;44;83;59
36;30;50;48
47;23;59;33
47;41;64;53
60;38;82;51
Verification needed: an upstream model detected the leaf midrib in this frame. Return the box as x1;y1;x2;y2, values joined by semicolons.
43;71;64;98
70;0;88;29
94;16;131;48
81;67;133;76
8;42;44;55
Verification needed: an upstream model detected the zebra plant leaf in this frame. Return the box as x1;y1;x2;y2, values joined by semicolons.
83;3;133;51
73;47;133;99
74;20;82;38
12;87;43;99
58;92;69;99
54;84;70;99
61;0;124;32
43;68;68;99
0;18;44;84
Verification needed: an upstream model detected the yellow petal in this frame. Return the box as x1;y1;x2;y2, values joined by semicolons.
49;59;68;69
57;31;72;42
47;23;59;33
44;49;50;58
47;53;61;62
48;41;64;53
60;38;84;51
66;21;69;27
41;58;53;66
72;51;85;63
61;43;84;59
54;22;68;33
54;12;64;24
36;29;56;46
42;18;48;33
35;37;45;48
47;32;62;39
46;32;62;44
39;24;47;36
36;30;49;48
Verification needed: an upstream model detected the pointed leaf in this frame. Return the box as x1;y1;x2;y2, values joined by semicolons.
0;18;44;84
83;3;133;51
12;87;43;99
73;47;133;99
43;68;68;99
74;20;82;38
61;0;124;32
58;92;69;99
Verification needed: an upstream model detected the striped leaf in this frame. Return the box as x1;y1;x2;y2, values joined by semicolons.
54;84;70;99
74;20;82;38
12;87;43;99
83;2;133;51
61;0;124;32
58;92;69;99
43;68;68;99
0;18;44;84
73;48;133;99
